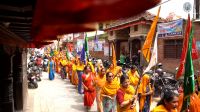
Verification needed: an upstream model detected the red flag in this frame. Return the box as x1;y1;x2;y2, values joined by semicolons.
192;38;199;60
176;15;192;79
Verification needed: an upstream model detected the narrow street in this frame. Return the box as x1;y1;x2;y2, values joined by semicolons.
24;72;97;112
23;71;159;112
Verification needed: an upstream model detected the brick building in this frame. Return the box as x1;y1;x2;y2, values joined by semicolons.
105;12;200;74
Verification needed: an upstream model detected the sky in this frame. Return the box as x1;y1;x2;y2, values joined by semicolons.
148;0;194;19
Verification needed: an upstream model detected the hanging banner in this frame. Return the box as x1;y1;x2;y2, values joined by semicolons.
157;19;183;38
88;41;94;51
76;39;84;52
94;41;104;51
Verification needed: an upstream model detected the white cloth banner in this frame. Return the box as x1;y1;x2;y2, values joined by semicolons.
143;32;158;74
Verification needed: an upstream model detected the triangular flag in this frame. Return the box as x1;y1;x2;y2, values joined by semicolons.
143;32;158;74
112;42;117;68
176;14;192;79
142;6;160;62
181;23;195;112
84;33;89;60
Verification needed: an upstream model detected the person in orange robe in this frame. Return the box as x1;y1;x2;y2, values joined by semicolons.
177;83;200;112
71;60;78;86
101;72;120;112
138;74;153;112
153;88;179;112
95;68;106;112
82;65;96;111
116;75;137;112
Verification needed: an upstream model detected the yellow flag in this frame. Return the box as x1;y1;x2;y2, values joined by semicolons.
112;43;117;68
142;6;161;62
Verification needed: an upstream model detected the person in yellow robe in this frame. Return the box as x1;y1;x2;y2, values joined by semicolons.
101;72;120;112
113;67;123;86
152;88;179;112
76;59;85;94
55;54;61;73
71;60;78;86
95;68;106;112
116;75;137;112
127;65;139;88
106;63;118;76
138;74;153;112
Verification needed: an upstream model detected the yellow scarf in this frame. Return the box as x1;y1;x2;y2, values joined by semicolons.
60;59;67;66
95;75;106;88
88;61;95;73
117;86;136;112
138;74;152;111
127;70;139;87
153;105;177;112
76;63;84;71
101;81;119;96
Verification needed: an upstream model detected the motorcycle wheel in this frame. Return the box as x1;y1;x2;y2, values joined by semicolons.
36;77;42;81
33;82;38;88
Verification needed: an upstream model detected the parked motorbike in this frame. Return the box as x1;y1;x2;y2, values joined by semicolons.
32;65;42;81
151;70;178;97
27;68;38;89
43;59;48;72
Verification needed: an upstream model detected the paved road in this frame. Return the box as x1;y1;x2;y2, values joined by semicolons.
24;72;159;112
24;72;97;112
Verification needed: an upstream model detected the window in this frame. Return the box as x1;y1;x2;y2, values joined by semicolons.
164;39;183;59
134;25;138;31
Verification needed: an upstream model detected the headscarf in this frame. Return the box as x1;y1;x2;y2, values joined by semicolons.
101;81;120;96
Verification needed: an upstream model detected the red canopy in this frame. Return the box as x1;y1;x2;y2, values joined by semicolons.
32;0;161;41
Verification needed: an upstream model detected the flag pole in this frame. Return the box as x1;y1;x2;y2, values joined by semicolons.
132;6;160;106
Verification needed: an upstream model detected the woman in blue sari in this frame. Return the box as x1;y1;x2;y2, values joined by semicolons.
48;57;55;80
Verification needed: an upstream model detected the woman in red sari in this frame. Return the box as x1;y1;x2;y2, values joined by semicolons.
82;65;96;110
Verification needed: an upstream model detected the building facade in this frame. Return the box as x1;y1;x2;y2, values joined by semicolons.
105;12;200;74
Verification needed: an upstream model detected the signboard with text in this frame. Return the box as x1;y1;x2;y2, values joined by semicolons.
157;19;183;38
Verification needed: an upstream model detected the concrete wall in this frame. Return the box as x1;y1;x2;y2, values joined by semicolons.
130;24;150;37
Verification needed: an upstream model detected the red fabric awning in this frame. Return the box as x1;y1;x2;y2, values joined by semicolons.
32;0;161;41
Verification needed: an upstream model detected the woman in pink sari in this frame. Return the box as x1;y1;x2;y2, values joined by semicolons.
82;65;96;111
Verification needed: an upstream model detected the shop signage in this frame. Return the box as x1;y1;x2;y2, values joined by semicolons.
157;19;183;37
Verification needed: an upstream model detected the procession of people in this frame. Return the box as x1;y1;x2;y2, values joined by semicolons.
29;46;200;112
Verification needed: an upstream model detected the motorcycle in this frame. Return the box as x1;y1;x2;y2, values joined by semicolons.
35;69;42;81
32;65;42;81
151;71;178;97
27;69;38;89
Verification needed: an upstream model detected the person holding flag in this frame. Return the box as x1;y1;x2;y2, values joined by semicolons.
176;15;200;112
116;75;137;112
138;74;153;112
